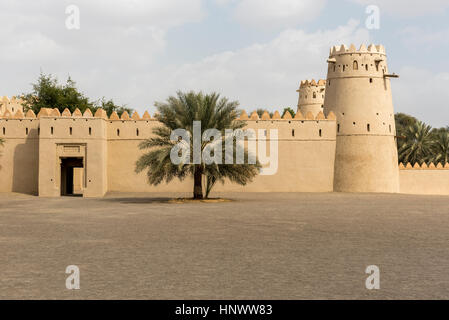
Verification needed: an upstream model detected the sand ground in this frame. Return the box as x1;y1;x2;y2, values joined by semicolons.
0;192;448;299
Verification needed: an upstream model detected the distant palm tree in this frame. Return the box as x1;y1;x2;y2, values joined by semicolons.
135;91;261;199
398;121;435;165
432;130;449;165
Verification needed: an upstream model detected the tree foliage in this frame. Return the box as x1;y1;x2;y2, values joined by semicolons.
21;73;132;116
396;113;449;165
135;91;261;199
282;107;296;118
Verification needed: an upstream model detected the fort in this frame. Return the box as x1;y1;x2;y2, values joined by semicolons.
1;44;449;197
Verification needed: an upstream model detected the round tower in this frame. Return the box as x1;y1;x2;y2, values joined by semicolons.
323;44;399;193
296;79;326;117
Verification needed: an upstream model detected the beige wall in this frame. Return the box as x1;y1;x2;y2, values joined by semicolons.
400;167;449;195
107;118;337;193
38;117;108;197
0;118;39;195
2;107;449;196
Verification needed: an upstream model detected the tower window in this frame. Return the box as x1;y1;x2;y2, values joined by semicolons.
292;129;295;137
370;78;373;83
69;127;73;135
313;92;316;99
2;127;5;135
333;65;336;72
89;127;92;135
365;64;369;71
117;129;120;137
367;124;370;132
343;65;346;72
136;128;139;136
26;128;29;135
353;61;358;70
319;129;322;137
51;127;54;135
337;124;340;132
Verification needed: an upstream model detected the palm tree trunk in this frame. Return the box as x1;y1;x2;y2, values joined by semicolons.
193;165;203;199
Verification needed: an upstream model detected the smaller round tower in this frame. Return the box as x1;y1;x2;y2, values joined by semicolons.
0;96;24;116
296;79;326;117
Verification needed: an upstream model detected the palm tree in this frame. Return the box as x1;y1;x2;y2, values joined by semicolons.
135;91;261;199
398;121;435;165
432;129;449;165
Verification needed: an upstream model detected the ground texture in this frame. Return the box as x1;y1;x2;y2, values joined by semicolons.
0;192;448;299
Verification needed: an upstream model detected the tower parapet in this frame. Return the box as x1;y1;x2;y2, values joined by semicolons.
296;79;326;117
324;44;400;193
0;96;24;116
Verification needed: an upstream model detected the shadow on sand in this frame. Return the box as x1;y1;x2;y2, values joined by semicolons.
100;197;233;204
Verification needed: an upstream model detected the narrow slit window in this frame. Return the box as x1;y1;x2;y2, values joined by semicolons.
370;78;373;83
292;129;295;137
365;64;369;71
26;128;29;135
136;128;139;136
117;129;120;137
353;61;358;70
367;124;370;132
2;127;5;135
69;127;72;135
89;127;92;135
51;127;54;135
337;124;340;132
319;129;322;137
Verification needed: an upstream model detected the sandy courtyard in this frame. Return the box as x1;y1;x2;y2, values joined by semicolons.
0;192;448;299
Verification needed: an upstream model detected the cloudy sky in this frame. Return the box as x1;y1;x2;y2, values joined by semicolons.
1;0;449;127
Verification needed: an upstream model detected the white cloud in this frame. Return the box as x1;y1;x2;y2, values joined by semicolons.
131;20;370;113
348;0;449;17
393;66;449;128
0;0;204;103
231;0;327;28
397;26;449;48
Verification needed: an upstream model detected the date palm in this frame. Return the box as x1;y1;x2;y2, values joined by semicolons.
135;91;261;199
432;129;449;165
398;121;435;165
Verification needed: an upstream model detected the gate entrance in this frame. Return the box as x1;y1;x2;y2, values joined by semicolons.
60;157;84;196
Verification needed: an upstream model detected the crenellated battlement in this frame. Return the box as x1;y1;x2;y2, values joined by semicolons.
298;79;326;88
329;44;386;57
326;44;392;79
0;96;24;116
400;163;449;170
239;110;335;121
0;107;338;142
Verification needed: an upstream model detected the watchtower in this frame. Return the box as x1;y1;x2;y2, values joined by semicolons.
323;44;400;193
296;79;326;117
